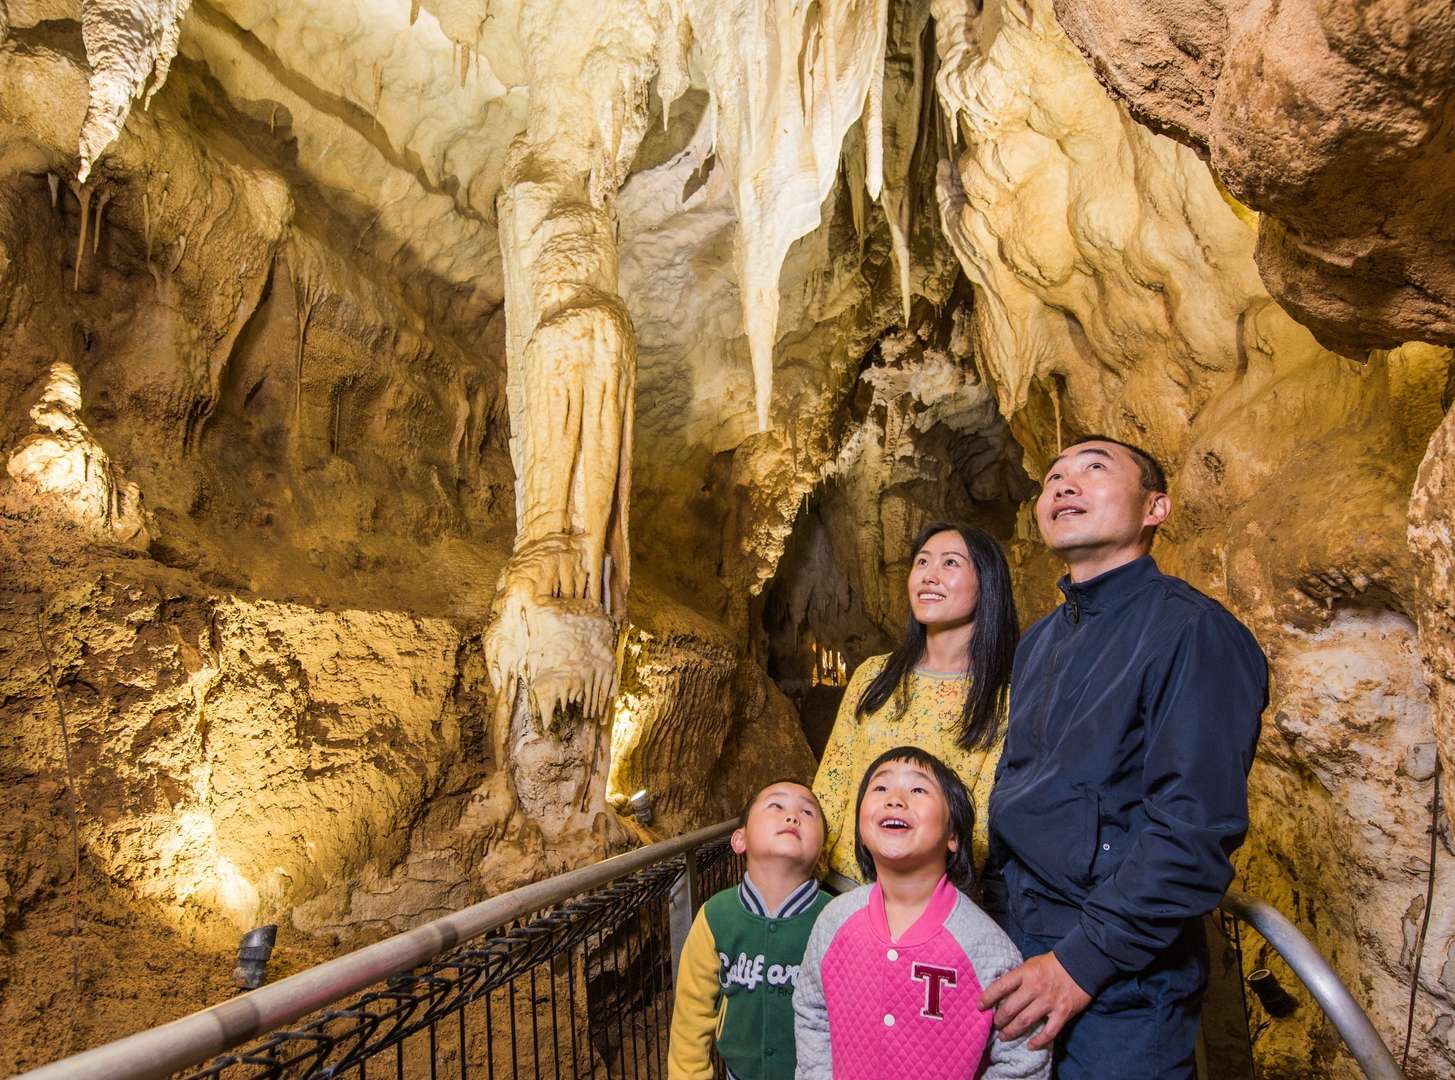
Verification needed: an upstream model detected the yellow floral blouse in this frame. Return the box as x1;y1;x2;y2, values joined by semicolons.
812;653;1002;885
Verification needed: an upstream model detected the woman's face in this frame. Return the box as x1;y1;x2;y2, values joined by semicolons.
907;530;979;628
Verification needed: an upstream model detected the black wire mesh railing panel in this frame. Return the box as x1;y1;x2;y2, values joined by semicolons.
183;837;737;1080
695;843;744;903
694;844;745;1080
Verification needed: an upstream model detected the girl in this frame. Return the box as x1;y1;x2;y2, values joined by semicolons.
793;746;1048;1079
813;523;1018;884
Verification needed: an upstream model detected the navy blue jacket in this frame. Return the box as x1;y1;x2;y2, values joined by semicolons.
988;555;1267;996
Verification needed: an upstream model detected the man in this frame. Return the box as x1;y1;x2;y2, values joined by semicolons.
978;436;1267;1078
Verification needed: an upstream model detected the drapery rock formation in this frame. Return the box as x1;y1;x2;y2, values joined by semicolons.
0;0;1453;1076
1052;0;1455;358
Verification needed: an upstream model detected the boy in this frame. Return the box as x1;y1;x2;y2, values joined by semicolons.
668;779;830;1080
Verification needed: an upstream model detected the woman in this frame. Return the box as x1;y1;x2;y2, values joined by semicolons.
812;520;1019;885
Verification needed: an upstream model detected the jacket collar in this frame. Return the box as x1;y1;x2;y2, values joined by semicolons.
739;872;820;919
1057;554;1159;621
867;875;960;947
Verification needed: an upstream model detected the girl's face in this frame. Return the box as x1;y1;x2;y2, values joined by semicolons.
858;758;958;876
907;530;979;628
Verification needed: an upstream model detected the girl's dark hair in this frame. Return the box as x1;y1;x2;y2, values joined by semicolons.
856;521;1019;749
853;745;976;892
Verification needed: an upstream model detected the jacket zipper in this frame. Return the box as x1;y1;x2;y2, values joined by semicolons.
1036;596;1081;752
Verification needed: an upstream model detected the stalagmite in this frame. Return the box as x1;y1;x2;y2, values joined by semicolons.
5;363;153;549
76;0;194;182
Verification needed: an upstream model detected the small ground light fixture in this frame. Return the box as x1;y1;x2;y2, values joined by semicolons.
233;924;278;989
1247;968;1298;1017
628;789;653;826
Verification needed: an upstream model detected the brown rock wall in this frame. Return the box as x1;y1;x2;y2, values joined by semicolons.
1053;0;1455;357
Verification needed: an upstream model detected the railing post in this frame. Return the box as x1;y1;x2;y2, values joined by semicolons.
669;845;702;986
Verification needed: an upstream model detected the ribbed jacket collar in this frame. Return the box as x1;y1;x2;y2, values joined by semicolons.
739;872;820;919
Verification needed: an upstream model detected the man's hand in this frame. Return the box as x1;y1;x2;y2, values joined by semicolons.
978;952;1093;1051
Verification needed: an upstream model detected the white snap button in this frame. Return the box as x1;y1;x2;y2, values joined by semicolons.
1102;842;1111;851
883;1013;895;1027
887;948;898;961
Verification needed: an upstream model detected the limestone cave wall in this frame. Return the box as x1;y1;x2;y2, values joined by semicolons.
0;0;1452;1077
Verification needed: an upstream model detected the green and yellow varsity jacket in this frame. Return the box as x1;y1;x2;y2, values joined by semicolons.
667;875;830;1080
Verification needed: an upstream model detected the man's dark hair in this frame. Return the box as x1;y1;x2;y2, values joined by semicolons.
739;778;821;829
856;521;1019;751
1069;434;1168;494
852;745;976;893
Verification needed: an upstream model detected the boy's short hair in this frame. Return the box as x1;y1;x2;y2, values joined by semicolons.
739;778;823;830
852;746;976;892
1070;433;1168;494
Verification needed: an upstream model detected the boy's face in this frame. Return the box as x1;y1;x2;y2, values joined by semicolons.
731;783;824;872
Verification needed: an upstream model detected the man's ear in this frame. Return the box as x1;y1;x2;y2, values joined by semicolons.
1144;491;1171;529
730;827;748;855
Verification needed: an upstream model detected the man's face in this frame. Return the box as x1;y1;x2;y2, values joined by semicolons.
732;783;825;870
1035;441;1166;562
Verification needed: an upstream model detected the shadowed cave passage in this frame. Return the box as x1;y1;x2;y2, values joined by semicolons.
758;308;1036;756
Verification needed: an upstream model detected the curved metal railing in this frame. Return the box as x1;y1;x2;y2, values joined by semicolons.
12;823;1407;1080
15;820;739;1080
1220;890;1405;1080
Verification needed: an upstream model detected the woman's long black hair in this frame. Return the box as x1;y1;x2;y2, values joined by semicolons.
855;521;1018;750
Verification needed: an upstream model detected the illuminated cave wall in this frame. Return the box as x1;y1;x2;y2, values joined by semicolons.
0;0;1453;1076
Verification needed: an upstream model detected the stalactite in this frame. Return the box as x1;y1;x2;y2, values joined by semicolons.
410;0;420;26
71;182;93;290
77;0;194;181
289;258;324;443
47;172;59;210
683;0;892;431
91;188;113;255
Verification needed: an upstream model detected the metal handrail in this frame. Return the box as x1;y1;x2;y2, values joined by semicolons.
1221;890;1405;1080
17;819;737;1080
16;826;1406;1080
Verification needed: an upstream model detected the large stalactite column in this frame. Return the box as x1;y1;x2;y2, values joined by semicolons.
484;0;655;846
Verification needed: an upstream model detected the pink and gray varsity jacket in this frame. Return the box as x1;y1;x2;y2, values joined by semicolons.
792;877;1049;1079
